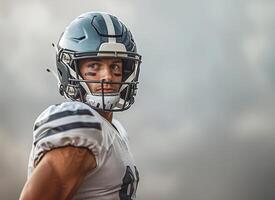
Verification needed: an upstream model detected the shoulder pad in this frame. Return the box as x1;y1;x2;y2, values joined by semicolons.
33;101;101;146
32;101;104;167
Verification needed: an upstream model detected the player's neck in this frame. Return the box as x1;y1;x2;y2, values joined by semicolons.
98;111;113;123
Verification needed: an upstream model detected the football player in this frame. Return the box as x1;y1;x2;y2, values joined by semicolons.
19;11;141;200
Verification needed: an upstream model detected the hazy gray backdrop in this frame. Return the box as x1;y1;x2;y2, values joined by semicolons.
1;0;275;199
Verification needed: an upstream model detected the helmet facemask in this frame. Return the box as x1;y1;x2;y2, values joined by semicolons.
56;49;141;112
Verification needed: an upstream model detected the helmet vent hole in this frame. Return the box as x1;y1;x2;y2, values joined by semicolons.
72;35;86;42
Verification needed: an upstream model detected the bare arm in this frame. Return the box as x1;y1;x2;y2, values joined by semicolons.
19;146;96;200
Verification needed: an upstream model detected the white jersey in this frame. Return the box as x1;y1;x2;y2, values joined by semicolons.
27;101;139;200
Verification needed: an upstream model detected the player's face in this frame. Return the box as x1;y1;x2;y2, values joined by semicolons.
79;58;123;94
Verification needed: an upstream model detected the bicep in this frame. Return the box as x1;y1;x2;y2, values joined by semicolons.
20;146;96;200
41;146;97;179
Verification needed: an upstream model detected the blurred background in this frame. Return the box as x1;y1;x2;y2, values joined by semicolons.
1;0;275;199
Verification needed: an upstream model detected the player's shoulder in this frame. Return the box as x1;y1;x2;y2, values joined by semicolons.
31;101;104;168
34;101;102;132
35;101;93;120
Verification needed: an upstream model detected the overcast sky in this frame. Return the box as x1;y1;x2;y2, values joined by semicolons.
1;0;275;200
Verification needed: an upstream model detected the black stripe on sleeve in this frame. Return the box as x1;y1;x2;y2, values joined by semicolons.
34;122;102;146
34;109;94;131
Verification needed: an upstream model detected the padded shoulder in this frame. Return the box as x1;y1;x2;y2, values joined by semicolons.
32;101;104;167
34;101;98;131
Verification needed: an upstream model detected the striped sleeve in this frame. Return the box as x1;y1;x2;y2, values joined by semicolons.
32;101;103;167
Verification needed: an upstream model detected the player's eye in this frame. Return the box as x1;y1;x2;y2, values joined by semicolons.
88;63;100;70
111;64;122;75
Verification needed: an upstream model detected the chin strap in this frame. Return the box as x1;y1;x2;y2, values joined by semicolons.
86;93;120;110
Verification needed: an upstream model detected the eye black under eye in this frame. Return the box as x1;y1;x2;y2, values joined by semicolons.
84;72;96;76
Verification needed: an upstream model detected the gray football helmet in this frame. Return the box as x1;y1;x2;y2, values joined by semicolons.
55;11;142;111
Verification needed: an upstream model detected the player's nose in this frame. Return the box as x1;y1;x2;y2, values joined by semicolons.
100;65;113;82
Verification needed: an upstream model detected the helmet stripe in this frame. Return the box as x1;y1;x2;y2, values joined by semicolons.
100;13;116;43
109;15;123;36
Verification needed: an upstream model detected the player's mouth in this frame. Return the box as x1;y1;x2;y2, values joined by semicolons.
95;88;117;93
